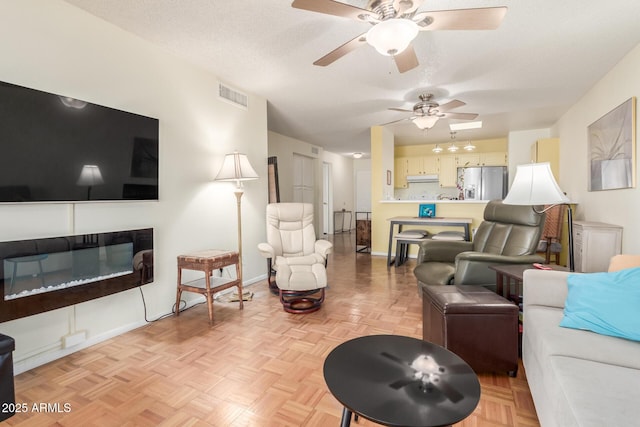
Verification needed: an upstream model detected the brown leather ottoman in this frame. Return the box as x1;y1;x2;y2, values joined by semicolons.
422;284;519;377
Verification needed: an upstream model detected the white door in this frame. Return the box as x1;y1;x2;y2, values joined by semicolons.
293;153;314;203
323;162;332;234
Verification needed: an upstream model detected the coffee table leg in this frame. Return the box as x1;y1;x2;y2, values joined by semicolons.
340;408;352;427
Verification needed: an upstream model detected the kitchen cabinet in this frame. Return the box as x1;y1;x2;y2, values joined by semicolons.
456;152;507;167
456;153;481;167
531;138;559;181
394;157;408;188
573;221;622;273
407;156;438;175
438;155;458;187
479;152;508;166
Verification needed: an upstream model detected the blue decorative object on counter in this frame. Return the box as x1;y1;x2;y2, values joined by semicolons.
419;203;436;218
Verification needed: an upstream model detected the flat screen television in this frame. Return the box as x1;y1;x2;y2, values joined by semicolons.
0;81;159;202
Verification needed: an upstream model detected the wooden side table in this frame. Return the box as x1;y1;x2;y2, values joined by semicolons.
176;249;243;323
489;263;569;302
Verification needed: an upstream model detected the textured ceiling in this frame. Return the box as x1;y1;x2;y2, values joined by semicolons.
64;0;640;157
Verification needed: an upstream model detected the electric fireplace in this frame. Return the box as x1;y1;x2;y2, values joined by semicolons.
0;228;153;322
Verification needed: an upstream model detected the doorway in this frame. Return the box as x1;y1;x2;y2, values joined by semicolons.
322;162;333;234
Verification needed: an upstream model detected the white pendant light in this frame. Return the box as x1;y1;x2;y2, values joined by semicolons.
366;19;419;56
432;144;443;153
464;140;476;151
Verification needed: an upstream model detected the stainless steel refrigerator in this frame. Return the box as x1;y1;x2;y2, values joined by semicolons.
458;166;508;200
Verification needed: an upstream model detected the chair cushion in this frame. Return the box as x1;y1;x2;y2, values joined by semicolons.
432;231;465;241
276;261;327;291
396;229;428;239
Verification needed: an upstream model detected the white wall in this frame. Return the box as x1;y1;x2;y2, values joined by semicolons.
554;43;640;253
0;0;268;372
508;129;552;185
322;151;354;212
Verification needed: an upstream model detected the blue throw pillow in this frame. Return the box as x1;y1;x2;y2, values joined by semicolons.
560;267;640;341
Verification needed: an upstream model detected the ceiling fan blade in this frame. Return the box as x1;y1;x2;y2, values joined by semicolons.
437;99;465;112
443;112;479;120
381;352;409;366
292;0;378;21
415;7;507;30
313;33;368;66
389;378;416;390
394;45;419;73
431;378;464;403
380;117;412;126
388;107;413;113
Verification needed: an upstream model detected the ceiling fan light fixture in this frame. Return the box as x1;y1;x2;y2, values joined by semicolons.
413;115;439;130
366;18;419;56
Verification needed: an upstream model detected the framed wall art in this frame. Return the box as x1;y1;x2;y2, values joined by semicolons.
588;97;636;191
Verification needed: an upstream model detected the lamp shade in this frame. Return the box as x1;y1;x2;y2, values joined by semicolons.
76;165;104;186
366;19;419;56
215;152;258;186
503;162;569;205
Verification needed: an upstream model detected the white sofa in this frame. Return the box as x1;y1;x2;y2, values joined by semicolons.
522;268;640;426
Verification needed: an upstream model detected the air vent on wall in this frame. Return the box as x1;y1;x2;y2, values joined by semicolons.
311;147;319;155
218;82;248;110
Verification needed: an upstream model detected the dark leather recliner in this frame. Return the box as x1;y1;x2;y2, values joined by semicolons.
414;200;545;292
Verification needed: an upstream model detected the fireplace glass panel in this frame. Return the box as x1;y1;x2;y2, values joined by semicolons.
4;243;134;300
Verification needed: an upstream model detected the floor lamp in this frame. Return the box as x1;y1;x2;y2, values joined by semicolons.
503;162;575;271
214;152;259;282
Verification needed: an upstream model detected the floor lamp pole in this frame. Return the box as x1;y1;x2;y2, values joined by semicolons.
567;204;575;272
234;188;244;280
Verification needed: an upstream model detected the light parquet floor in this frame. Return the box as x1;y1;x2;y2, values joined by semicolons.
6;233;540;426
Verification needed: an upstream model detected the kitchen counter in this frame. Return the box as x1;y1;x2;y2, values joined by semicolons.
380;199;489;204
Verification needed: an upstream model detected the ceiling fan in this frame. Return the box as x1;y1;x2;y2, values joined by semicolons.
381;351;466;402
385;93;478;129
291;0;507;73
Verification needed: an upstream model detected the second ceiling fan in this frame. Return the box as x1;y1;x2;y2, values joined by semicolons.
385;93;478;129
292;0;507;73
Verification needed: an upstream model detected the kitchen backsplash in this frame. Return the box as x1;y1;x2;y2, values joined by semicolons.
394;182;458;200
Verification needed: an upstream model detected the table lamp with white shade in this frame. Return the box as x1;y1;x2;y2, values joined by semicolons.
76;164;104;200
214;152;259;278
502;162;574;271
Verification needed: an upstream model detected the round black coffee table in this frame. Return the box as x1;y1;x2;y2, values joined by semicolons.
323;335;480;427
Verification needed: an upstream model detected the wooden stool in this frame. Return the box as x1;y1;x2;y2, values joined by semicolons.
176;249;243;324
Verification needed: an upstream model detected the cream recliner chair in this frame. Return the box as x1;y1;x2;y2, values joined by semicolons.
258;203;332;313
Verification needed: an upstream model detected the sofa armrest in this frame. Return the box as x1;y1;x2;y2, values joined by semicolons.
522;269;574;310
417;240;474;264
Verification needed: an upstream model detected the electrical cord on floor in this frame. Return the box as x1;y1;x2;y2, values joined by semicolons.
138;286;205;323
